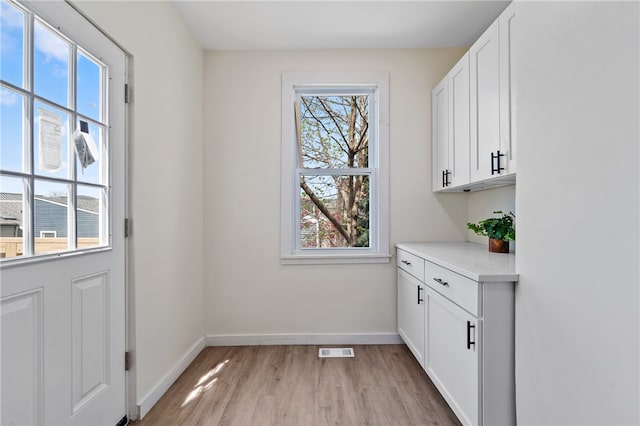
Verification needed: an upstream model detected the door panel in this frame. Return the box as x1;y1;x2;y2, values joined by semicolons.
1;289;44;425
72;272;110;414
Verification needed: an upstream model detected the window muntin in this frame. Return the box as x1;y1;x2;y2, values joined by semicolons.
0;0;109;260
281;72;390;264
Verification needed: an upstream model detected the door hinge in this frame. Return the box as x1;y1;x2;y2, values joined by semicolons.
125;218;131;238
125;351;130;371
124;84;130;104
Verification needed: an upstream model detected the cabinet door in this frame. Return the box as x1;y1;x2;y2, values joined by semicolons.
425;288;479;426
448;52;470;187
500;2;517;174
470;19;501;182
397;269;425;366
432;76;449;191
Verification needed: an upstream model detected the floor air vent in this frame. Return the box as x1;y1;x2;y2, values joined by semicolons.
319;348;354;358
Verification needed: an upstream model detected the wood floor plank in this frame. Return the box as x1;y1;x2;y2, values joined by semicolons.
133;345;460;426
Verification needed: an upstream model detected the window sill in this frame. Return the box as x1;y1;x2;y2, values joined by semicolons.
281;253;391;265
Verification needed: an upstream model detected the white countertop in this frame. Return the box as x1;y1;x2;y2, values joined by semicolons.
396;242;518;282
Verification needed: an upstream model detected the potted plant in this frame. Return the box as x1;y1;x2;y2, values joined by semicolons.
467;211;515;253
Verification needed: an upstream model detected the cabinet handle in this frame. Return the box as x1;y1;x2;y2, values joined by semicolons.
491;150;505;175
433;277;449;287
442;169;452;187
417;285;424;304
401;260;411;266
467;321;476;350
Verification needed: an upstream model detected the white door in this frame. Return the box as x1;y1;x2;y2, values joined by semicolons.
0;1;127;425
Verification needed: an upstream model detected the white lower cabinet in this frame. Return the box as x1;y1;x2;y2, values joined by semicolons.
396;243;517;426
425;287;479;425
397;268;425;366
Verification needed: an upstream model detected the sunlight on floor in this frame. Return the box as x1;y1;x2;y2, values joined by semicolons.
182;359;229;408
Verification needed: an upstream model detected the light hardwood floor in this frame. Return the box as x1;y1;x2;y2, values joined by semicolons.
134;345;460;426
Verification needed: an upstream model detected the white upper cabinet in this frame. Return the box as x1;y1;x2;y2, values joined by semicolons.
470;3;516;182
500;3;517;174
434;2;516;192
448;53;471;188
432;76;449;191
432;53;470;192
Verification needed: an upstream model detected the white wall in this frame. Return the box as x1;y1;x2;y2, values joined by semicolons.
467;185;516;247
513;2;639;424
73;1;205;416
203;49;468;340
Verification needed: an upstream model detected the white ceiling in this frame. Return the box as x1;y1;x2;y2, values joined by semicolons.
172;1;511;50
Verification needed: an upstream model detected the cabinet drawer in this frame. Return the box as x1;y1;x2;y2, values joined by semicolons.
397;249;425;281
425;261;479;316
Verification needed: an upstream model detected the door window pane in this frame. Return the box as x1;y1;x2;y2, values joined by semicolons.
34;19;69;108
0;86;25;172
34;180;68;254
76;51;102;121
77;185;102;249
34;101;70;179
0;176;24;258
75;120;103;184
0;1;25;88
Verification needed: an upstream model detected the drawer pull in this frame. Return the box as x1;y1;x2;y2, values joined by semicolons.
401;260;411;266
433;277;449;287
467;321;476;350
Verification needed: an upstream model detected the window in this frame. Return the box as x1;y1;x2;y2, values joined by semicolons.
281;72;390;264
0;0;109;260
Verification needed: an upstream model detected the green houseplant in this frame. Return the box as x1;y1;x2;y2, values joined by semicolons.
467;211;515;253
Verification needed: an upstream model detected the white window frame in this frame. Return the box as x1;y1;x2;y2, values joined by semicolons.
281;72;390;264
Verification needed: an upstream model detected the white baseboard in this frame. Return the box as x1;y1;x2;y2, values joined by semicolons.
205;333;402;346
137;337;206;419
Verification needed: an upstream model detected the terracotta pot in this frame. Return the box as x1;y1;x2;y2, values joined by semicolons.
489;238;509;253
